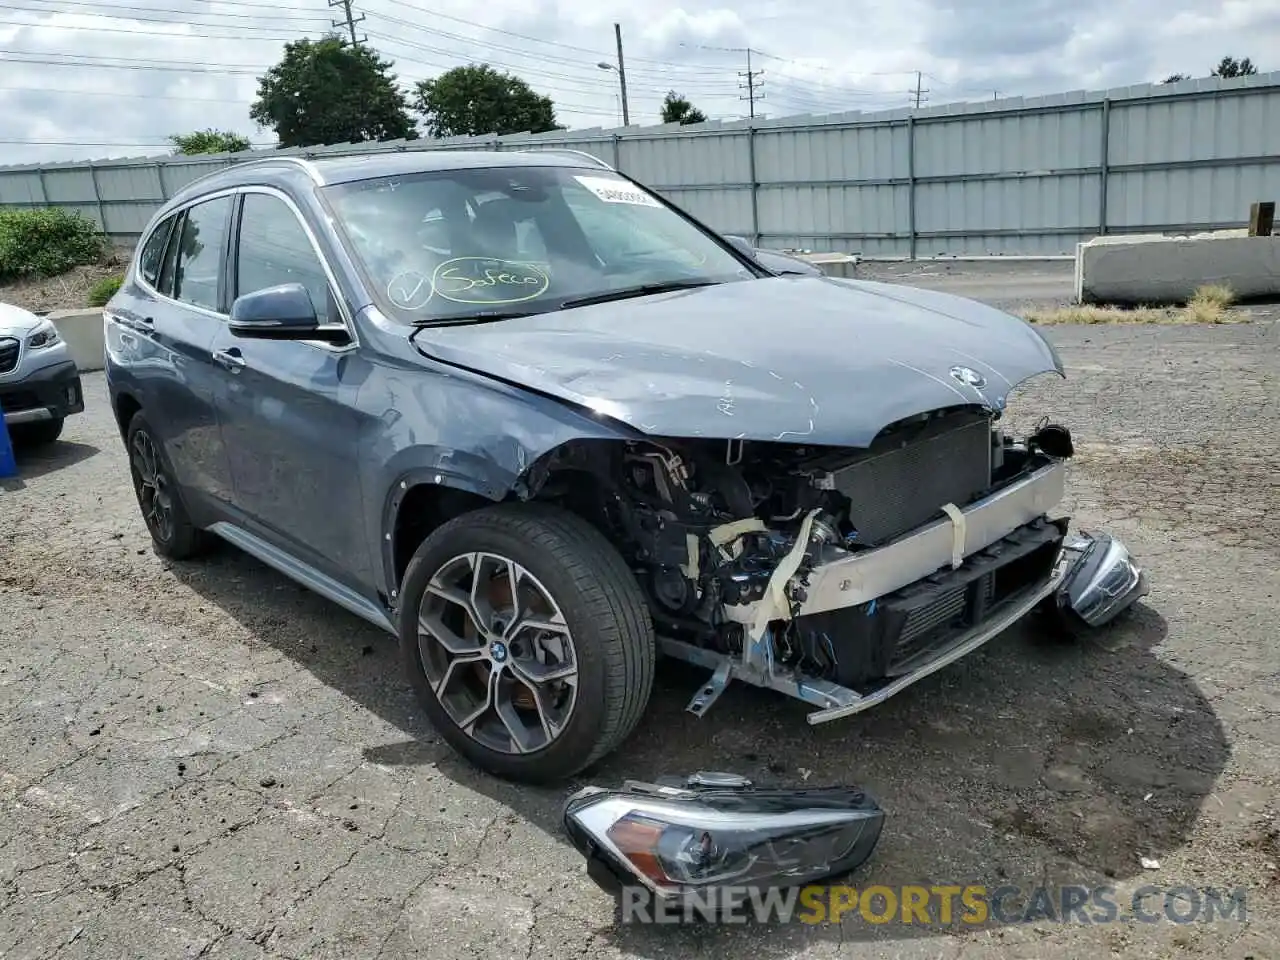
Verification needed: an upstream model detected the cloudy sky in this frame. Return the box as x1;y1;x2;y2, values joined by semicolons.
0;0;1277;165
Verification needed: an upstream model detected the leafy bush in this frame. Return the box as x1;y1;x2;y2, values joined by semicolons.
87;274;123;307
0;208;108;281
169;129;251;155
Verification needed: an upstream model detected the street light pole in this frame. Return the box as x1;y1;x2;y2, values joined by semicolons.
613;23;630;126
597;26;630;126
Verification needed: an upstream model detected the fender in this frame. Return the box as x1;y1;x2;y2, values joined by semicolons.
364;365;645;605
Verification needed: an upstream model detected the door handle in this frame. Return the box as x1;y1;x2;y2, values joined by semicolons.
213;348;246;372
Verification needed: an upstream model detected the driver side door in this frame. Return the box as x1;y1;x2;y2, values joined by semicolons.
210;188;377;590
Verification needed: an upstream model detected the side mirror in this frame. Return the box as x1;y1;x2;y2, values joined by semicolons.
228;283;348;343
722;234;756;258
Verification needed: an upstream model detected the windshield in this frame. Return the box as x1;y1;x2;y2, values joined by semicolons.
320;164;758;323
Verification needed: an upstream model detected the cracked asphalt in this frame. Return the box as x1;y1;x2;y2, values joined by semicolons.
2;271;1279;958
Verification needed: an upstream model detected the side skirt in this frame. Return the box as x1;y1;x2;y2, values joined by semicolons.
206;521;397;635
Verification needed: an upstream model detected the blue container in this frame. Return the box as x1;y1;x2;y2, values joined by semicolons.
0;416;17;478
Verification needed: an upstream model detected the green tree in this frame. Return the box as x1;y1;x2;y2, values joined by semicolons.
413;64;559;138
660;91;707;125
1210;56;1258;78
168;129;251;155
1161;73;1188;84
249;35;417;148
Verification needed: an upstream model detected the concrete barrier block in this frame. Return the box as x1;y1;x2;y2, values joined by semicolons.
1077;234;1280;304
48;308;104;372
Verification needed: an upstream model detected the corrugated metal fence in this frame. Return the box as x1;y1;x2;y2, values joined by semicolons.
3;71;1279;256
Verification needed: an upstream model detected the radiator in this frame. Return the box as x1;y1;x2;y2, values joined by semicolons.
832;411;993;546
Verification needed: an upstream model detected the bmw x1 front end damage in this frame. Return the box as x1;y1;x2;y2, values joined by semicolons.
412;274;1150;730
643;425;1149;724
514;410;1148;727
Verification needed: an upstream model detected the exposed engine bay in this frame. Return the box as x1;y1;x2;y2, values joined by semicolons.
524;404;1099;719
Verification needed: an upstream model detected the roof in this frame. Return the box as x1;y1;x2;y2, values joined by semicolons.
158;148;610;224
308;149;605;184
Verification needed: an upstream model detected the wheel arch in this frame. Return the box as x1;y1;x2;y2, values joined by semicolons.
380;433;635;608
112;389;143;442
385;471;499;604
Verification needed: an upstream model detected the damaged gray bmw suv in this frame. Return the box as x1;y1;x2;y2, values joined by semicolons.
104;150;1148;783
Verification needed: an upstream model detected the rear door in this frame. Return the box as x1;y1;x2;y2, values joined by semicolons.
116;195;237;516
209;188;375;589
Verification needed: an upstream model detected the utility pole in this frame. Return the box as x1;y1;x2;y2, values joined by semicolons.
614;23;630;126
329;0;365;46
911;70;929;109
738;48;765;118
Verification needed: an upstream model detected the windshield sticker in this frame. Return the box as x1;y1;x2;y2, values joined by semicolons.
574;176;663;208
386;270;435;310
431;257;550;304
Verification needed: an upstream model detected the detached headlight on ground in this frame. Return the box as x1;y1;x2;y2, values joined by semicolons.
26;319;60;349
562;773;884;901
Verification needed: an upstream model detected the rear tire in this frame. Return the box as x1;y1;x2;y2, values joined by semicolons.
11;417;63;447
398;502;656;783
125;411;213;561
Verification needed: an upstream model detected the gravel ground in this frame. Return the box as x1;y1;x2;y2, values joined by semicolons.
2;283;1279;958
853;259;1081;310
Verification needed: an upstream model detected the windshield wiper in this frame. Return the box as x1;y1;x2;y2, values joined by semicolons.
557;279;719;310
411;309;542;327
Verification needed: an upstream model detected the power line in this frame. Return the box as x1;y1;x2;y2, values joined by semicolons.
364;16;739;96
0;49;268;75
377;0;732;72
15;0;325;23
9;2;737;107
363;28;688;101
9;0;871;110
0;84;253;103
0;6;301;41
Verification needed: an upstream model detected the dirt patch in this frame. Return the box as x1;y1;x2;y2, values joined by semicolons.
0;246;130;313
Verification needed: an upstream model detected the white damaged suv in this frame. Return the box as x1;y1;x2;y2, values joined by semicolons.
0;303;84;447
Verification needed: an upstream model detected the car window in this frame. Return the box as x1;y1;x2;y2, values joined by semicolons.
156;211;184;297
322;165;754;325
138;215;175;288
172;195;232;312
235;192;333;323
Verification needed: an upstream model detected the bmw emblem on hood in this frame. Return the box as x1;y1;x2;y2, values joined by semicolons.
949;365;987;389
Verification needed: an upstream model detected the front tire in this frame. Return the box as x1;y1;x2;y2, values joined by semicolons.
125;411;212;560
398;503;656;783
11;417;63;447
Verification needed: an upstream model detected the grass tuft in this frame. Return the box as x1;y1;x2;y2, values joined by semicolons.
1024;284;1242;326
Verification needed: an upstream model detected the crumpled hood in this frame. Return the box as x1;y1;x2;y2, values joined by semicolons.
0;302;42;337
410;275;1064;447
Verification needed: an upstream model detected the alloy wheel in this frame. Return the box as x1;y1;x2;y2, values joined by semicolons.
416;551;579;754
130;430;175;543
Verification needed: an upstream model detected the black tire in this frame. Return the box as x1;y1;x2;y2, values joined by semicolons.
11;417;63;447
399;502;656;783
125;411;212;561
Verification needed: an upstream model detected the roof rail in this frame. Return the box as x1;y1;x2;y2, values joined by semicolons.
522;148;613;170
179;154;324;192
